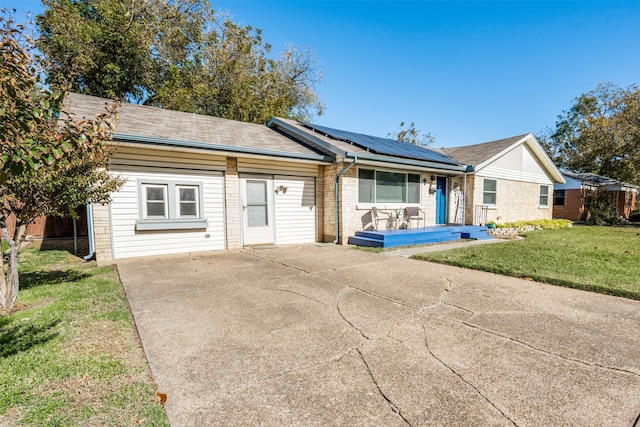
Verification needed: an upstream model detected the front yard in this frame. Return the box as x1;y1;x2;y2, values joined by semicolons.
411;225;640;300
0;244;168;426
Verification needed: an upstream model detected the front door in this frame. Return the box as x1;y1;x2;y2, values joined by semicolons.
435;176;447;224
240;175;275;246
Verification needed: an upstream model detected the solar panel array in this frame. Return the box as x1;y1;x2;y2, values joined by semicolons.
301;122;460;165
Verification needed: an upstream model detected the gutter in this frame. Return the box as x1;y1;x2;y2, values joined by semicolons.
333;157;358;244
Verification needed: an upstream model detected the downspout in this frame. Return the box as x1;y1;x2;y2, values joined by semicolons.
83;204;95;261
333;157;358;244
463;172;467;225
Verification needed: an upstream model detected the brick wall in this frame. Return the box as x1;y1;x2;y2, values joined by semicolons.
334;166;439;244
93;203;113;265
553;188;585;221
470;176;553;223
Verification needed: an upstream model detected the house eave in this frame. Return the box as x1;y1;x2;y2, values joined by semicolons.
267;118;346;158
112;134;334;163
344;151;470;173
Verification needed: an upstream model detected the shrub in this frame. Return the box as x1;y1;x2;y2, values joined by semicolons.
495;219;573;230
583;189;620;225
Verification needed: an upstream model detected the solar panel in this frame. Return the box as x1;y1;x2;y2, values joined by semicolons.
301;122;460;165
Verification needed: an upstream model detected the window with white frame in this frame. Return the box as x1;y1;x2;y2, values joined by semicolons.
483;179;497;205
137;180;206;230
358;168;420;204
176;185;199;218
143;184;168;219
539;185;550;206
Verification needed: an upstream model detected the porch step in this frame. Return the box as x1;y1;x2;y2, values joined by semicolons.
348;225;492;249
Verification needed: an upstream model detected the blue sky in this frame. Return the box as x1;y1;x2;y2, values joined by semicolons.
4;1;639;147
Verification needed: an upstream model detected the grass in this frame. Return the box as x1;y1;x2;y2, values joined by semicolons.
411;225;640;300
0;243;169;426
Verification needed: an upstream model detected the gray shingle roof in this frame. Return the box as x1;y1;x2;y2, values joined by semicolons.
63;93;328;160
442;134;530;166
562;171;640;189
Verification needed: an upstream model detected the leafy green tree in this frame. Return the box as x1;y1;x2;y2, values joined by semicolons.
36;0;324;123
542;82;640;184
387;121;435;146
1;14;124;310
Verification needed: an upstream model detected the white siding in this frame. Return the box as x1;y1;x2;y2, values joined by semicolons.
238;158;318;176
109;167;225;259
274;175;316;244
479;145;553;185
111;145;227;171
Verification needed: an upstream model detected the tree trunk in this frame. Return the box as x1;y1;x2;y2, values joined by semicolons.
1;225;24;310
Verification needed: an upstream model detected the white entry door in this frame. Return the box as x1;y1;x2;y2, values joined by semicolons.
240;175;275;246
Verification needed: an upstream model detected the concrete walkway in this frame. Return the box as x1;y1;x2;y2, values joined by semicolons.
117;245;640;426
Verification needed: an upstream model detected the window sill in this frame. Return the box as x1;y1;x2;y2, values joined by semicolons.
136;219;208;231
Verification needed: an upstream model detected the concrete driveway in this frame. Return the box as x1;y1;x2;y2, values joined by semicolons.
117;245;640;426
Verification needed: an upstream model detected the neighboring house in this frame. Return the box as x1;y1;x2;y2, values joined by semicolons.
442;134;565;225
64;93;565;263
553;171;639;221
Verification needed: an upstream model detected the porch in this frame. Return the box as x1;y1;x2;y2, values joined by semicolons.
347;225;492;248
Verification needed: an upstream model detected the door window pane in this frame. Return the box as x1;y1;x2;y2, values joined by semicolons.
247;180;268;226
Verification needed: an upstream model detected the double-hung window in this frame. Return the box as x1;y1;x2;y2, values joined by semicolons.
176;185;199;218
358;169;420;204
137;180;207;230
483;179;497;205
539;185;550;207
143;185;168;219
553;189;565;206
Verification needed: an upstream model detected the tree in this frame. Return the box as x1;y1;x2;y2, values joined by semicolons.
1;14;124;310
36;0;324;123
542;82;640;184
387;121;435;146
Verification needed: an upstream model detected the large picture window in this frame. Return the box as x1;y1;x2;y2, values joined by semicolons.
358;169;420;204
483;179;497;205
137;180;207;230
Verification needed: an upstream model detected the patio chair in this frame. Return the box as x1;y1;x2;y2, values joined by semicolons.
404;206;425;228
371;207;394;230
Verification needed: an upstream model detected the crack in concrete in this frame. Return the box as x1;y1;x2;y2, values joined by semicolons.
337;289;370;340
461;321;640;378
264;287;328;306
422;317;518;427
347;285;419;310
441;302;476;321
632;410;640;427
356;348;412;427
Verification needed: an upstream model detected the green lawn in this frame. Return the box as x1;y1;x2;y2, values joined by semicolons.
0;244;169;426
411;225;640;300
